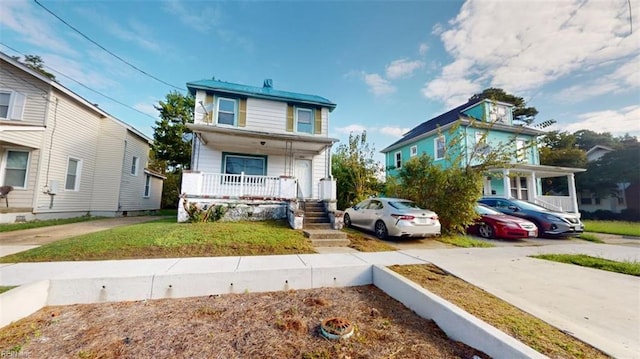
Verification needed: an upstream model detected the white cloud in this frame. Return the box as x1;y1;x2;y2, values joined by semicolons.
106;20;162;53
385;59;425;80
0;0;76;55
363;72;396;96
335;124;368;135
133;102;159;118
380;127;410;137
162;0;222;33
419;43;429;56
45;54;119;90
560;105;640;136
423;0;640;105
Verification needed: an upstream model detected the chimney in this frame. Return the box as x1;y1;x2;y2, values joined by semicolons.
263;79;273;88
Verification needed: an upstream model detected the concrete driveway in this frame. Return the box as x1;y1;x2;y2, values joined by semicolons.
0;216;164;256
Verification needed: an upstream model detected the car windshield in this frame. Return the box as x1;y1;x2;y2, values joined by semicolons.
388;201;422;210
511;199;551;212
476;204;501;215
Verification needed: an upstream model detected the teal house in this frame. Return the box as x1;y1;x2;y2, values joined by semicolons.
380;97;585;215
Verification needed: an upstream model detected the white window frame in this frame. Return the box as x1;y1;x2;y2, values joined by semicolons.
216;97;237;126
2;149;30;189
295;107;314;134
394;151;402;169
131;156;139;176
144;174;151;198
65;157;82;191
410;145;417;157
489;104;509;124
434;136;446;160
0;89;26;121
516;138;527;163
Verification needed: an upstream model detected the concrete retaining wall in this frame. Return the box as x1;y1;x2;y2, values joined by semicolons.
0;265;546;358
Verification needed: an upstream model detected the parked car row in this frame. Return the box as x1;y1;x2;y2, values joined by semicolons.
344;196;584;241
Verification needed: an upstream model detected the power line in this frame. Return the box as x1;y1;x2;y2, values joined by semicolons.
33;0;186;92
1;43;159;122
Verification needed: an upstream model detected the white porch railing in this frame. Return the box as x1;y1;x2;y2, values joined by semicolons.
535;195;576;213
182;172;298;199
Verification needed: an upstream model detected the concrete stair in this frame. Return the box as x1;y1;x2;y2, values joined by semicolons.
302;200;350;247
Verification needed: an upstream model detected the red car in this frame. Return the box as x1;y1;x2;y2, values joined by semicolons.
468;204;538;239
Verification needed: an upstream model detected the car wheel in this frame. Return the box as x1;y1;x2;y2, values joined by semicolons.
344;213;352;228
374;221;388;240
478;223;495;238
532;221;545;238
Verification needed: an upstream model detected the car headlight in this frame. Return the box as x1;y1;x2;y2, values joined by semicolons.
496;221;519;228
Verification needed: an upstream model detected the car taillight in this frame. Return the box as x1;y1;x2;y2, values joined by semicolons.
391;214;415;220
430;215;438;220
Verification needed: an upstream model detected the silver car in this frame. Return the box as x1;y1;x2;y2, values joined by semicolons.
344;198;441;240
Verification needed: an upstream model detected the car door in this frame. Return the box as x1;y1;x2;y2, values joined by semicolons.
350;200;370;227
364;200;384;229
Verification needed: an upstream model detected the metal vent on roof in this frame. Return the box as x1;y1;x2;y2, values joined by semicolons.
263;79;273;88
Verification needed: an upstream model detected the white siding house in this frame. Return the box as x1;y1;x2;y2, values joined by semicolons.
180;78;338;226
0;51;164;223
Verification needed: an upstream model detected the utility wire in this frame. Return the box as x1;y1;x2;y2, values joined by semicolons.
1;42;158;122
33;0;186;92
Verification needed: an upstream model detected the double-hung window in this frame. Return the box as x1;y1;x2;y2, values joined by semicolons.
65;158;82;191
394;151;402;169
3;150;29;188
0;90;26;120
296;108;313;134
144;175;151;197
410;145;417;157
435;136;446;160
131;156;139;176
516;139;527;162
217;98;237;126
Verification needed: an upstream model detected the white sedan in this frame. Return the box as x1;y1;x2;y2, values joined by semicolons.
344;198;441;240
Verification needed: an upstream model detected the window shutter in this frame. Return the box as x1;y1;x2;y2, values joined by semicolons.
286;104;294;132
314;107;322;134
10;92;26;120
238;98;247;127
205;93;214;123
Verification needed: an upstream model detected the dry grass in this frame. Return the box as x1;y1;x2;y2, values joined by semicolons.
391;264;611;359
1;286;489;359
342;228;398;252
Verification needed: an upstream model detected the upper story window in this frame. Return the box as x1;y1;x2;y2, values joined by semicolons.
489;104;509;124
0;89;26;121
296;108;314;134
65;158;82;191
217;98;237;126
435;135;446;160
410;145;417;157
394;151;402;168
516;138;528;162
131;156;139;176
3;150;30;188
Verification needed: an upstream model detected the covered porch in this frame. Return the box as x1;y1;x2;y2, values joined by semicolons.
483;164;586;214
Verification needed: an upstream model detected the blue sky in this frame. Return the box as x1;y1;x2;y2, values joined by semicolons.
2;0;638;161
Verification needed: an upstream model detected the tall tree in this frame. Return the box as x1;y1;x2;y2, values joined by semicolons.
573;130;621;151
539;131;587;168
332;131;383;210
577;143;640;198
152;91;194;170
470;88;539;125
11;55;56;80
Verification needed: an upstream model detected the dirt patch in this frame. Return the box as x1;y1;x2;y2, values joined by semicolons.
1;285;488;359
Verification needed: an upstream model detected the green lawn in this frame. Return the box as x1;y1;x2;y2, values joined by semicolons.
0;216;106;233
0;219;315;262
583;220;640;237
436;235;494;248
532;254;640;276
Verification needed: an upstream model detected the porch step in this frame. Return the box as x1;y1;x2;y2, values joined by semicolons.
304;216;330;224
304;223;333;230
303;229;350;247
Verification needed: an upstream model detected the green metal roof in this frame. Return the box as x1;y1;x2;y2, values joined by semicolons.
187;79;336;111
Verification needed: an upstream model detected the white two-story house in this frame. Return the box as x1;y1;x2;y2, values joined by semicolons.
179;78;338;226
0;51;164;224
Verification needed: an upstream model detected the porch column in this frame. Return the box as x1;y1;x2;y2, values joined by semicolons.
503;169;510;197
567;173;579;214
530;171;538;201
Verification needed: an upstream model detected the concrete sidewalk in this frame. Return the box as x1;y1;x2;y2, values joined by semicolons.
1;243;638;357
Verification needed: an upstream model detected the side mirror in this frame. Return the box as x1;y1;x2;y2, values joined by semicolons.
508;205;519;211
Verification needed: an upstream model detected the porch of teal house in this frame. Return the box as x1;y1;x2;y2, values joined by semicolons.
483;164;586;215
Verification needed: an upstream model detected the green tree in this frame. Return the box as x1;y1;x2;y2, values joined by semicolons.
577;143;640;198
539;131;587;168
573;130;621;151
11;54;56;80
332;131;383;210
152;91;195;208
470;88;539;125
152;91;194;170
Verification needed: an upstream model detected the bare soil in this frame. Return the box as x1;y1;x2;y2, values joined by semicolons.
1;285;489;359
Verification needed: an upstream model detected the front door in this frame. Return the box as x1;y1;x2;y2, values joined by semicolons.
295;159;312;199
